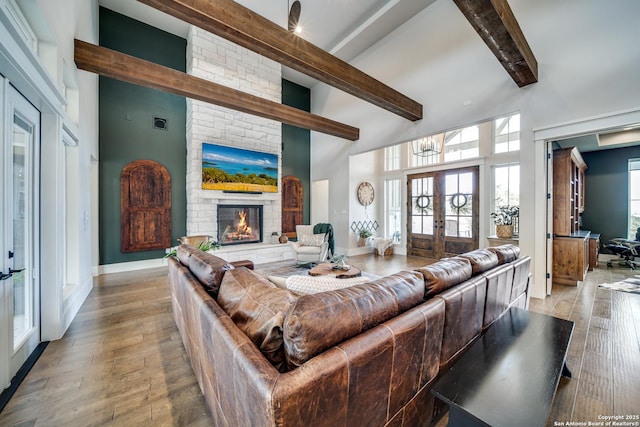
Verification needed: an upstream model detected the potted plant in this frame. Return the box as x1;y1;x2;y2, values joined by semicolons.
164;239;221;259
491;205;519;238
330;253;349;270
357;228;373;247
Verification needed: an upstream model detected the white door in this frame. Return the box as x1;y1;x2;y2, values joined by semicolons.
1;83;41;391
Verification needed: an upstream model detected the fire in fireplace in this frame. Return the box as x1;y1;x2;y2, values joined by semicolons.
217;205;263;245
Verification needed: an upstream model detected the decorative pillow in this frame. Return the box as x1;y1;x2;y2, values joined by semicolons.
283;270;424;369
217;267;298;372
188;250;234;297
299;233;325;247
415;257;473;299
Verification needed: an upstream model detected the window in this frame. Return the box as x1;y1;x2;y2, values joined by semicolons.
629;159;640;239
493;164;520;233
494;113;520;153
385;179;402;242
409;125;479;167
444;125;479;162
384;145;400;171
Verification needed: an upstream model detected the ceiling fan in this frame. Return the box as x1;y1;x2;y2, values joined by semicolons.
288;0;302;33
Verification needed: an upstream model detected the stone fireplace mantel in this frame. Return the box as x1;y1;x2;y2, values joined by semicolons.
185;26;283;255
212;242;293;266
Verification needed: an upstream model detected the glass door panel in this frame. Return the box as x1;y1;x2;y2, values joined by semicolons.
411;176;434;235
444;172;474;238
12;115;32;348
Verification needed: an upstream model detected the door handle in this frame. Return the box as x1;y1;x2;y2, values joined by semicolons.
0;268;24;280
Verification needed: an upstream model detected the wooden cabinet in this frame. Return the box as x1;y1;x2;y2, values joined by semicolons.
553;233;590;285
553;147;589;285
553;147;587;236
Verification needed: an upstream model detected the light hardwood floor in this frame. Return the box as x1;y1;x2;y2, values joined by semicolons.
0;254;638;426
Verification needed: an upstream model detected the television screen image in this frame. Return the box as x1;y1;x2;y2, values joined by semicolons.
201;142;278;193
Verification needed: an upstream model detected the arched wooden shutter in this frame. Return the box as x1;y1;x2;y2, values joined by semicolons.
282;175;303;238
121;160;172;252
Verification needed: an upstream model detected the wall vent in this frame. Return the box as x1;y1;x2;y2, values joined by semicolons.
153;116;168;130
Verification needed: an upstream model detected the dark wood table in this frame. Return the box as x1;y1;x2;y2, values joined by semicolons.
431;307;574;427
308;263;361;279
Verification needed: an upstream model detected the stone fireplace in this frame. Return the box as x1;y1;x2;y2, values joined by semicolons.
181;26;291;265
217;205;263;245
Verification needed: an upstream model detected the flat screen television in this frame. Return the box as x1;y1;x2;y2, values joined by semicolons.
201;142;278;193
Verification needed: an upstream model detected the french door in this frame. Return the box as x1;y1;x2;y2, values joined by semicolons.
1;84;41;391
407;166;479;259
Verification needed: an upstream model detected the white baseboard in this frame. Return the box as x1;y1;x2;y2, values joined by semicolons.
348;246;374;256
98;258;167;275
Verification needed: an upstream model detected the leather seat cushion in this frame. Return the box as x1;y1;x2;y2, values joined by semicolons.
188;249;235;297
457;249;499;275
416;257;472;299
488;244;520;264
296;245;323;254
217;267;298;372
283;271;424;369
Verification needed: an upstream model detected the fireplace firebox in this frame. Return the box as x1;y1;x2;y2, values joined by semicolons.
217;205;263;245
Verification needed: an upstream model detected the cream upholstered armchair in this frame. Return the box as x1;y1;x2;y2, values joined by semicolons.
289;225;329;265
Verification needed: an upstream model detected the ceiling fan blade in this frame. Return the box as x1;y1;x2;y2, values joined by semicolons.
288;0;301;31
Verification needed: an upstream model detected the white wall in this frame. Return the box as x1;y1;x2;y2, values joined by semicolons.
1;0;99;339
310;0;640;299
348;150;379;255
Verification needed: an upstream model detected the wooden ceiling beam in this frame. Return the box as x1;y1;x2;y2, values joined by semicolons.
453;0;538;87
136;0;423;121
74;39;359;141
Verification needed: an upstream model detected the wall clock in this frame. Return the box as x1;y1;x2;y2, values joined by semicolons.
357;182;375;206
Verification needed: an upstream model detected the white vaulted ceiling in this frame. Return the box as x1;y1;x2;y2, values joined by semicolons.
98;0;435;88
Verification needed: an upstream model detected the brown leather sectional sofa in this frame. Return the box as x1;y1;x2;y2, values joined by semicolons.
167;243;530;427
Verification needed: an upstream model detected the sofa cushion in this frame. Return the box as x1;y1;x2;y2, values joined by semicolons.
217;267;298;372
283;270;424;369
415;257;472;299
188;249;235;297
299;233;325;247
457;249;499;275
488;244;520;264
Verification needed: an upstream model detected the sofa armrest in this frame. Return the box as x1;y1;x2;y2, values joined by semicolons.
230;259;254;270
289;240;302;251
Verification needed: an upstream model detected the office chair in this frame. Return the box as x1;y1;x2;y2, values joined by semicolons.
605;229;640;269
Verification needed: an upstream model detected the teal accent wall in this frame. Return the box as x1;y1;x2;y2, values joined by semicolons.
581;146;640;246
99;8;187;264
282;79;311;225
98;9;312;264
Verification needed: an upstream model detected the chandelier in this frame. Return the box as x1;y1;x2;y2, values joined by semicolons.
411;135;442;157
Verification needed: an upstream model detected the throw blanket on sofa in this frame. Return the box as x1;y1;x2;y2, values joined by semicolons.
285;274;371;295
313;223;334;257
